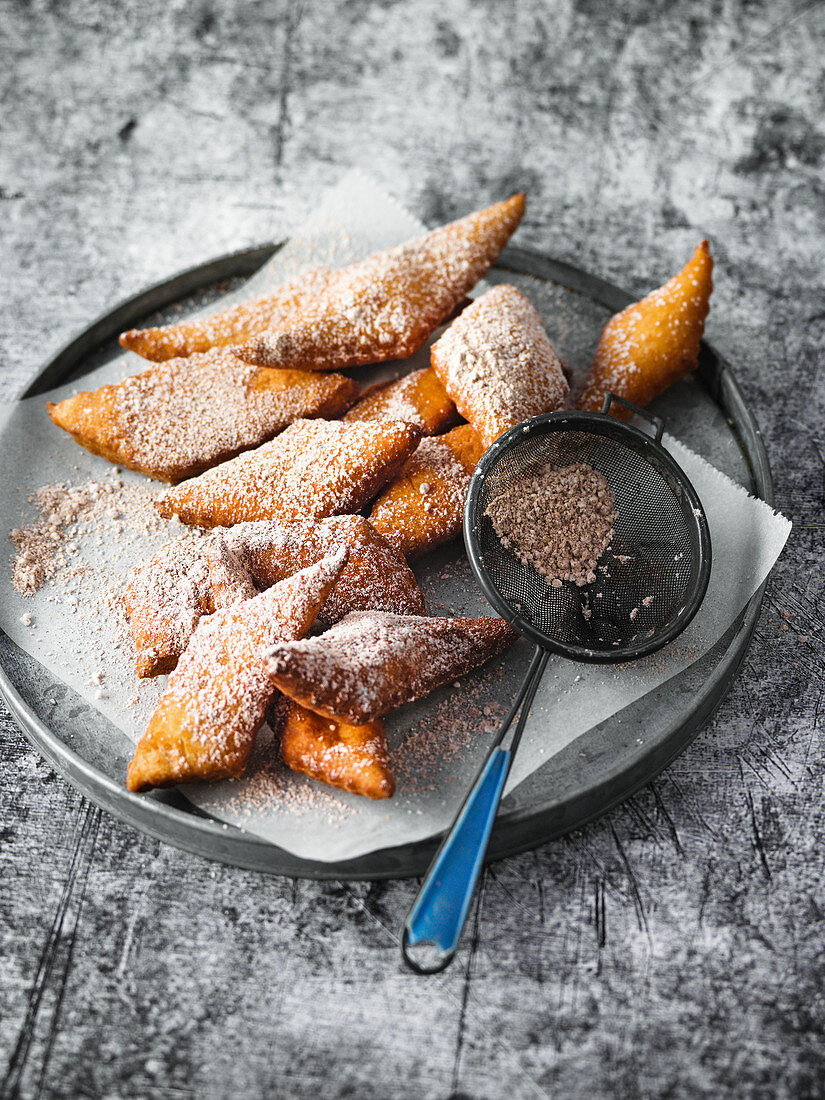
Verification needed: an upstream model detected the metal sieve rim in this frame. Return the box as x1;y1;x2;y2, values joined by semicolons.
463;410;713;664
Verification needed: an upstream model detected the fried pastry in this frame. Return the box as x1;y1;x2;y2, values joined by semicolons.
125;548;348;792
47;350;358;482
577;240;713;416
343;367;458;435
119;265;338;361
123;536;212;678
277;701;395;800
157;418;421;528
207;515;425;623
369;424;484;560
124;516;424;678
430;284;569;449
265;610;518;725
233;194;525;371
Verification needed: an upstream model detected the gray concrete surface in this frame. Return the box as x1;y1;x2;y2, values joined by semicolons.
1;1;824;1096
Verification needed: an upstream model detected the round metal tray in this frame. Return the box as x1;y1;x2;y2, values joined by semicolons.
0;243;772;879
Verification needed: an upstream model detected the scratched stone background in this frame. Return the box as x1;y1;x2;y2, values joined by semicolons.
1;1;824;1097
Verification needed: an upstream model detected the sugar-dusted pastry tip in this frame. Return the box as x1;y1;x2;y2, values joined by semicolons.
232;194;527;372
118;265;337;361
577;240;713;417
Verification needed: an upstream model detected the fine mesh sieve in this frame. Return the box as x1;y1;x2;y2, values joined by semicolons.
403;395;711;974
466;405;710;661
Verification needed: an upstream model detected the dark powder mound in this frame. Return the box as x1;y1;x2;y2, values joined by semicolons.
484;462;616;586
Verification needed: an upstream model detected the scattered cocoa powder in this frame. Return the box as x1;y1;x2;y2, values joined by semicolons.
395;692;509;793
10;470;167;596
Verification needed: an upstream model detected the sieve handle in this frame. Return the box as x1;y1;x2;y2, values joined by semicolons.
401;646;549;974
401;747;512;974
602;392;664;442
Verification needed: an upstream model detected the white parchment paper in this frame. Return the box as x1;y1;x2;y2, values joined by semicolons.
0;172;791;861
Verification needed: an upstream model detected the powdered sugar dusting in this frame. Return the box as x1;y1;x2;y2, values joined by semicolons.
234;195;525;371
49;350;358;482
265;610;517;724
343;366;456;435
431;284;569;448
158;418;421;528
206;531;259;609
120;265;337;361
123;534;212;677
345;373;422;425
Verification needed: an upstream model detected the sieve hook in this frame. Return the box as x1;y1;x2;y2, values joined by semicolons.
601;392;664;442
402;645;550;974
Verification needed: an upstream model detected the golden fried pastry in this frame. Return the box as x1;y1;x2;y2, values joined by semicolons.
157;418;421;528
47;350;358;483
124;516;424;679
126;548;348;792
265;610;518;725
277;701;395;800
119;265;338;361
369;424;484;560
207;515;425;623
343;367;458;435
577;240;713;416
123;536;212;678
430;284;569;449
233;194;525;371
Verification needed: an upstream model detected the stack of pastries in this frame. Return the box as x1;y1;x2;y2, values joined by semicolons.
48;192;713;800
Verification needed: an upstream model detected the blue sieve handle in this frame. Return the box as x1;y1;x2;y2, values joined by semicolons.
402;747;511;973
401;646;549;975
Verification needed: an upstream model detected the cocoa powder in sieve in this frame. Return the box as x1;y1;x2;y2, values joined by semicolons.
484;462;616;586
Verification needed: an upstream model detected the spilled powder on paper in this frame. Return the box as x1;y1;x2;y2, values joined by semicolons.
10;469;167;596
